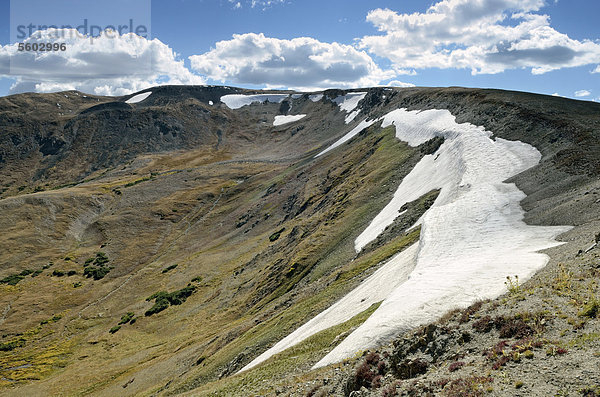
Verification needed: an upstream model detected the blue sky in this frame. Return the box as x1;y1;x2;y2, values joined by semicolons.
0;0;599;99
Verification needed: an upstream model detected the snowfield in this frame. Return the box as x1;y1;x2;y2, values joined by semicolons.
220;94;289;109
273;114;306;126
333;92;367;123
125;91;152;104
309;94;323;102
315;108;570;367
333;92;367;113
240;243;419;373
242;108;571;372
345;109;361;124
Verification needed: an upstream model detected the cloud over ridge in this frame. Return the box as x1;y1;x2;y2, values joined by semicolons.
189;33;395;91
360;0;600;75
1;29;204;95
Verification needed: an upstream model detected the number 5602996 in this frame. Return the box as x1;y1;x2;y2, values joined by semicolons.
18;43;67;51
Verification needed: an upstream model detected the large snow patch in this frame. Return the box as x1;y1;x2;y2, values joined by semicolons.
243;108;570;372
316;109;570;367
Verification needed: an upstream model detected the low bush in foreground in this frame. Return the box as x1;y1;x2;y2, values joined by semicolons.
579;299;599;318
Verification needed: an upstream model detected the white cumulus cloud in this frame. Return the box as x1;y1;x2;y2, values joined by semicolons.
0;29;205;96
189;33;395;91
386;80;415;88
360;0;600;75
574;89;591;97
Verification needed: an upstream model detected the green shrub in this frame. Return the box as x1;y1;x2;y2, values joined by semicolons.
118;312;135;325
162;264;178;273
94;252;109;266
31;269;43;277
84;252;109;266
146;291;170;302
0;269;37;285
191;276;202;283
168;285;196;305
82;252;112;280
1;274;25;286
145;285;197;316
109;326;121;334
0;338;26;351
52;270;65;277
145;299;170;316
67;270;77;276
83;266;110;280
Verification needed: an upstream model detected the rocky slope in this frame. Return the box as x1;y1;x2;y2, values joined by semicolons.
0;85;598;396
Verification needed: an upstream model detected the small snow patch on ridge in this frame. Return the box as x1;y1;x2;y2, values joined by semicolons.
309;94;323;102
126;91;152;104
333;92;367;123
333;92;366;112
273;114;306;126
220;94;289;109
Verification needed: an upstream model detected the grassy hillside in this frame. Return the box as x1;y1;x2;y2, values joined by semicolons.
1;86;599;396
0;116;430;395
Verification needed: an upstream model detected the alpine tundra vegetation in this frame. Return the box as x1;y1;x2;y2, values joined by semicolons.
0;85;599;396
